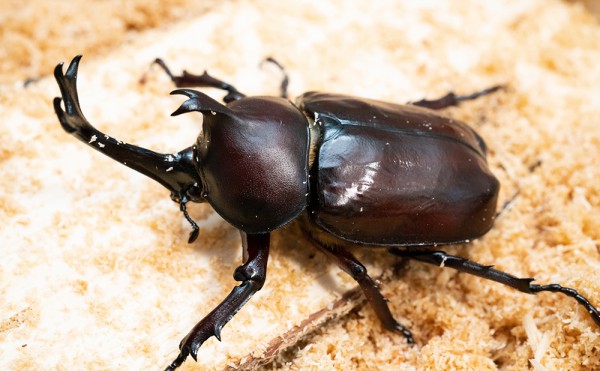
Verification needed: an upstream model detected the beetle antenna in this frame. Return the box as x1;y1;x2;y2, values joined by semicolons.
180;200;200;243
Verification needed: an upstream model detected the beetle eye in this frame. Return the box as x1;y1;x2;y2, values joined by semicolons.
186;183;203;202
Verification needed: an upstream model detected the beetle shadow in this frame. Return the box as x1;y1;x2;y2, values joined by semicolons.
269;221;398;299
269;223;350;295
179;205;405;301
178;204;243;266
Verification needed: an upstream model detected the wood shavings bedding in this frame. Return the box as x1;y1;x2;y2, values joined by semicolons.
1;0;599;370
0;0;218;84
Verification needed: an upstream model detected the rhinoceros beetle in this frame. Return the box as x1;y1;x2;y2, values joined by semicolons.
53;55;600;370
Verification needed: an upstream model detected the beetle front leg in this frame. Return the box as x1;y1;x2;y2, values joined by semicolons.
153;58;245;103
390;249;600;327
166;232;270;370
410;85;503;110
312;242;414;343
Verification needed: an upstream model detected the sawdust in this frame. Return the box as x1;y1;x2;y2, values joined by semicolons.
1;0;599;370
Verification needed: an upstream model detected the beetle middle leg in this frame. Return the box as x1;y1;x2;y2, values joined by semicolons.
410;85;503;110
166;232;270;370
309;238;415;343
153;58;246;103
261;57;289;99
390;249;600;327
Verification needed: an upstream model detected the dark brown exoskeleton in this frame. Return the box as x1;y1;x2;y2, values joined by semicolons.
53;56;600;370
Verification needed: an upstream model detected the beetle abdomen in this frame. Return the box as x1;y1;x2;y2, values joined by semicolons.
298;93;499;246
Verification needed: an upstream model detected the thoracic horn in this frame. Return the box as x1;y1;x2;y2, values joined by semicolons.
170;89;234;117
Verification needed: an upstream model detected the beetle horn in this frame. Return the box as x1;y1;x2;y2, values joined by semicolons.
170;89;233;117
53;56;203;208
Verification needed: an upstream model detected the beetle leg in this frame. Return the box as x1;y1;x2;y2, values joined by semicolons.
390;249;600;327
410;85;503;110
165;232;270;370
261;57;289;99
312;242;414;343
153;58;245;103
179;200;200;243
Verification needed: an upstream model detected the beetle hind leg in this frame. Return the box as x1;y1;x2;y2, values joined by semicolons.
309;237;414;343
390;249;600;328
153;58;245;103
410;85;503;110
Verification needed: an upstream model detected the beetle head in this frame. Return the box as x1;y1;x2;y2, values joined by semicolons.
164;146;204;204
154;145;204;243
